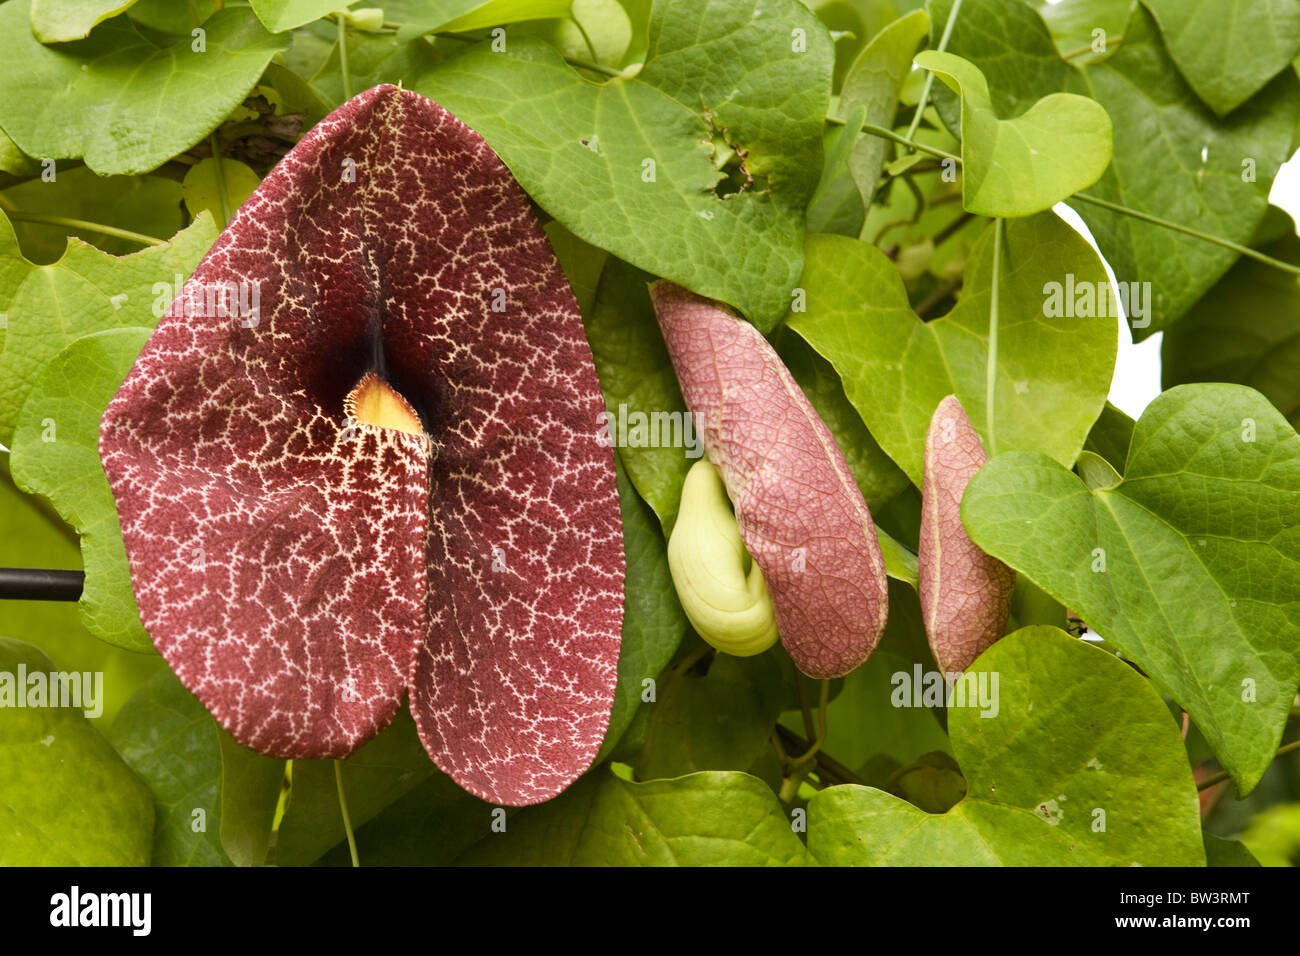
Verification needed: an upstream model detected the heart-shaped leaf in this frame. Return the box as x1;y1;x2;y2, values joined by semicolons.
1141;0;1300;115
962;385;1300;792
808;627;1206;865
0;2;289;175
913;50;1112;218
787;213;1117;486
0;637;155;865
99;85;625;806
0;209;219;446
412;0;833;327
10;328;154;651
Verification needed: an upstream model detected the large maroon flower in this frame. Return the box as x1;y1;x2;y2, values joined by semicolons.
100;85;625;806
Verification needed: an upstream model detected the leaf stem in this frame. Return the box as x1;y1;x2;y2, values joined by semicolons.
853;121;961;164
904;0;964;144
792;680;831;764
986;217;1003;456
337;12;353;101
334;759;360;867
209;133;232;229
0;211;164;246
775;724;868;787
1070;192;1300;277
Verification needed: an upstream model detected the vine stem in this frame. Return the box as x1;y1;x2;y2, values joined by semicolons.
792;679;832;764
1;211;164;246
337;13;353;101
209;132;232;229
334;760;360;867
986;217;1003;457
1197;740;1300;791
903;0;964;144
844;124;1300;279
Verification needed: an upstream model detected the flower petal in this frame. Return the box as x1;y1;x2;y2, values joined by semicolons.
101;86;624;803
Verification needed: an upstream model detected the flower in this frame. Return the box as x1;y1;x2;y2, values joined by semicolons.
100;85;625;806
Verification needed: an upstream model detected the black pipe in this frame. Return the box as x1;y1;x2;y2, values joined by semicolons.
0;568;85;601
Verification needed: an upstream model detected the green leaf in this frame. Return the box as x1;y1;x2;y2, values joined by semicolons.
583;257;690;532
928;0;1300;335
314;770;495;865
30;0;140;41
1203;833;1261;867
543;220;608;318
0;3;290;175
296;21;440;106
413;0;833;328
775;328;910;511
127;0;214;34
1162;233;1300;429
1141;0;1300;115
11;329;154;651
597;458;687;761
2;168;186;263
216;729;285;867
914;50;1112;218
1036;0;1132;65
0;209;217;445
250;0;359;32
108;668;231;866
0;129;40;177
388;0;575;40
961;385;1300;792
1239;801;1300;865
274;707;436;865
457;768;808;864
635;651;788;781
787;214;1116;486
0;466;163;725
840;9;930;214
0;637;154;865
1082;401;1136;470
181;158;261;225
808;627;1205;865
